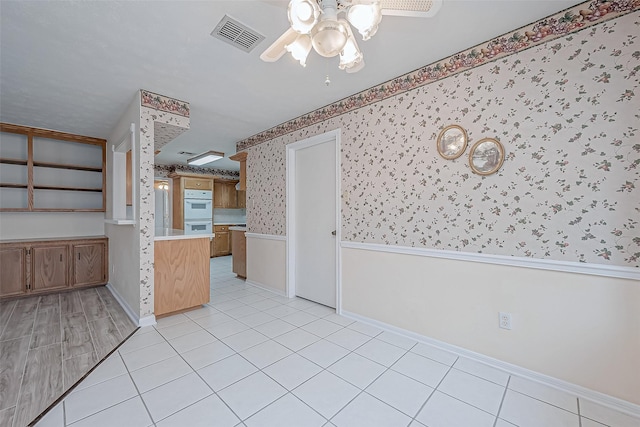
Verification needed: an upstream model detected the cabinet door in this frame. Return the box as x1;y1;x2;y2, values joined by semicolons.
73;242;106;287
213;182;224;208
225;183;238;208
0;246;27;297
214;232;230;256
32;245;69;292
184;178;212;190
237;190;246;209
231;231;247;278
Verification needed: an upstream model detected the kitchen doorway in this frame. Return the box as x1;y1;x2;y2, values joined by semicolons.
286;129;341;310
154;178;171;229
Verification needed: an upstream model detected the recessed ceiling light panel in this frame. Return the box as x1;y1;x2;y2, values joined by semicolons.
187;150;225;166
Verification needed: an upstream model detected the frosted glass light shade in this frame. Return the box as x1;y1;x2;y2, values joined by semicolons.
347;1;382;40
339;21;363;71
288;0;320;34
286;33;312;66
311;19;348;58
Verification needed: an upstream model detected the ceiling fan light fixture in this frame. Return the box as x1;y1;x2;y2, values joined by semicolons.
286;33;312;66
288;0;320;34
311;18;348;58
187;150;225;166
339;21;363;71
347;1;382;40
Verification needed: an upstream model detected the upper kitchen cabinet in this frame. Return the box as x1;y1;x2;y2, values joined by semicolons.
213;179;240;208
229;152;247;191
184;177;213;191
0;123;106;212
169;172;215;229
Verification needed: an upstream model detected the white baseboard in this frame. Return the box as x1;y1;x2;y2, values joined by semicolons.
246;279;287;297
341;309;640;418
138;315;157;328
106;282;156;327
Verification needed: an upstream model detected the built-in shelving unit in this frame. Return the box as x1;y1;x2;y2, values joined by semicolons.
0;123;106;212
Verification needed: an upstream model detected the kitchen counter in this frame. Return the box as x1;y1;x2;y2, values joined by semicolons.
229;226;246;232
155;228;214;241
214;223;246;226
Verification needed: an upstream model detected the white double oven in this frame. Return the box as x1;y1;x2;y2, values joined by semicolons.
183;189;213;234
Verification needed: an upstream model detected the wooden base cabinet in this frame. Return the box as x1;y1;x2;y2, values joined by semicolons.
231;230;246;279
0;247;27;297
0;236;108;299
155;237;210;317
32;244;69;292
213;225;231;257
73;241;107;287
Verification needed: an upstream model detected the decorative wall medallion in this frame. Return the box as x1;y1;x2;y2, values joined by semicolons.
468;138;505;175
437;125;468;160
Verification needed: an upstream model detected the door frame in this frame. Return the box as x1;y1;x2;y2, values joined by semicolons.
286;129;342;313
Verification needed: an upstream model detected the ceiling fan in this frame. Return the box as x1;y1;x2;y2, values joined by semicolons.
260;0;443;73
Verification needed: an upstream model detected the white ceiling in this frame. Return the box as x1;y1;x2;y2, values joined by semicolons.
0;0;582;172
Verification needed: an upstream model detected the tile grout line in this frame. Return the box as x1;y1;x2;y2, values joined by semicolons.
409;355;459;426
157;315;247;425
577;398;582;427
493;375;511;427
326;345;413;425
120;350;157;427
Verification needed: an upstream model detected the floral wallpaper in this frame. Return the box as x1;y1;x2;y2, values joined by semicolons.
246;10;640;268
154;122;189;151
140;99;190;318
237;0;639;151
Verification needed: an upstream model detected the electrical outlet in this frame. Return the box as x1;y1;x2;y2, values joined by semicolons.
499;312;512;330
112;264;115;273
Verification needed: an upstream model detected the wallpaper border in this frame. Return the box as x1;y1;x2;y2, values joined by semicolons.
342;242;640;281
141;89;190;117
236;0;640;151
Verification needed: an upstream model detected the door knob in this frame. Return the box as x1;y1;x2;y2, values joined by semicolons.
331;230;336;236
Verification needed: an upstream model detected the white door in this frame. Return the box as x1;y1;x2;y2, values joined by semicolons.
292;136;337;308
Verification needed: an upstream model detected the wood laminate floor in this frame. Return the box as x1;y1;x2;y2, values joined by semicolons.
0;287;136;427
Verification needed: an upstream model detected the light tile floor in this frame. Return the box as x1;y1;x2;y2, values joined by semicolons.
35;256;639;427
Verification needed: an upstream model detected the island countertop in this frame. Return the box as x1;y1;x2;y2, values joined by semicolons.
154;228;214;241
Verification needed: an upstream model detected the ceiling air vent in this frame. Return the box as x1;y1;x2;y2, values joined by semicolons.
211;15;265;53
380;0;441;17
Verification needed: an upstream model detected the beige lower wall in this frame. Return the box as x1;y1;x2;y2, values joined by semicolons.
247;236;286;294
341;247;640;405
105;223;140;319
0;212;105;239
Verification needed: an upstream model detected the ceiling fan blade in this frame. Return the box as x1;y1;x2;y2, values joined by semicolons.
260;27;298;62
380;0;442;18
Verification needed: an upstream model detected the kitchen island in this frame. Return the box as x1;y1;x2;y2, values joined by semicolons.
154;228;213;317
